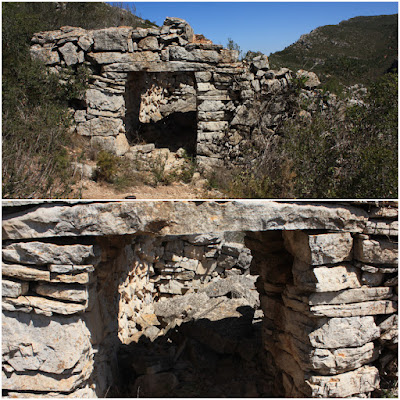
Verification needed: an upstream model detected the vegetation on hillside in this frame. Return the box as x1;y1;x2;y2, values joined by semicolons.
2;2;155;198
209;71;398;199
269;14;398;89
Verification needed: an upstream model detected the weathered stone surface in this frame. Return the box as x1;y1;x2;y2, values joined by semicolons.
85;89;124;113
307;316;380;349
368;206;398;219
250;54;270;70
354;237;398;265
2;201;368;240
2;263;50;282
34;283;88;303
273;331;378;375
364;219;398;236
30;45;60;65
283;231;353;265
2;311;92;390
284;294;397;317
292;261;362;292
296;69;320;88
2;242;101;265
77;117;123;136
307;366;379;397
2;279;29;298
169;46;220;63
3;296;87;315
58;42;83;66
138;36;159;50
262;297;381;348
93;27;131;51
286;286;393;305
77;35;93;51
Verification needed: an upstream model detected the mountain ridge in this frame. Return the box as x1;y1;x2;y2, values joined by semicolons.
269;14;398;86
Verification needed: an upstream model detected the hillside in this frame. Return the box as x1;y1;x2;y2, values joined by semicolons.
269;14;398;86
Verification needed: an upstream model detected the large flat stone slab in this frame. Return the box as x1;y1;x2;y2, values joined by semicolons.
2;201;368;240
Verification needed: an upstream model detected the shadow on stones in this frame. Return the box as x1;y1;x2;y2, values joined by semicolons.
108;306;273;398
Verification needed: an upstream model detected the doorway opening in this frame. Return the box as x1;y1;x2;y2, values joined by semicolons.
124;72;198;155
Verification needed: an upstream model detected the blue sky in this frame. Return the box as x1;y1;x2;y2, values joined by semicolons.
114;2;398;55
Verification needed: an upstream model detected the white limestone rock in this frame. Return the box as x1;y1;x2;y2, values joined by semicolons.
2;263;50;282
30;44;60;65
307;365;379;398
283;231;353;265
287;286;393;305
138;36;159;50
58;42;81;66
3;296;87;316
296;69;320;88
261;297;381;349
273;331;379;375
2;242;101;266
292;261;362;292
2;280;29;298
364;219;398;236
93;27;131;51
85;89;124;113
354;236;398;265
77;34;93;51
2;311;92;391
34;283;88;303
2;202;368;240
77;117;123;137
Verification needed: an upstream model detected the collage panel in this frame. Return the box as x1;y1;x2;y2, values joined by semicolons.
1;200;398;397
2;2;397;199
2;2;398;399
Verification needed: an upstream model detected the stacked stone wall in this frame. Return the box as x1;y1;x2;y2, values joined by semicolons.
246;202;398;397
2;201;398;397
30;17;323;172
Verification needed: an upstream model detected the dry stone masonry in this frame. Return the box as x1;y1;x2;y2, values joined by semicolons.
30;17;321;172
2;201;398;397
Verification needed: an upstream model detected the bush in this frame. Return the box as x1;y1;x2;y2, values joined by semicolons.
2;2;147;198
211;72;398;199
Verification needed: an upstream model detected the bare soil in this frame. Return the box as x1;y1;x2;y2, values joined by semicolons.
71;179;225;199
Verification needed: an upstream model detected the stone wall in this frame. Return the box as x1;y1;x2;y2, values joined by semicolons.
2;201;398;397
30;17;321;172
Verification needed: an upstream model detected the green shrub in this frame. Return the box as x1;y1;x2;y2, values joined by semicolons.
2;2;147;198
95;151;118;183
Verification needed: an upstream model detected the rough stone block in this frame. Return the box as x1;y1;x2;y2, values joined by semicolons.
3;296;87;316
354;236;398;265
59;42;80;66
272;331;379;375
306;365;379;398
34;283;88;303
2;242;101;266
30;45;60;65
138;36;159;50
283;231;353;265
2;310;92;377
2;280;29;298
292;260;362;292
2;263;50;282
85;89;124;113
77;117;123;137
93;27;131;51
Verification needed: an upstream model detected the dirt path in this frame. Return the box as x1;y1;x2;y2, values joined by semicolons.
72;179;225;199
